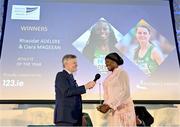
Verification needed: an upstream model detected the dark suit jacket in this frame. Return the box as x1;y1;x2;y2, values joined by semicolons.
135;106;154;126
54;70;86;124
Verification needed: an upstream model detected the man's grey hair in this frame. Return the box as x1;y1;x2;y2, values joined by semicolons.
62;54;77;67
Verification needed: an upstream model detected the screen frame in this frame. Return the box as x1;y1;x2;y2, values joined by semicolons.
0;0;179;103
170;0;180;67
0;0;7;59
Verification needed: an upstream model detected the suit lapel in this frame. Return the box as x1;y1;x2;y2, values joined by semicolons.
63;70;78;87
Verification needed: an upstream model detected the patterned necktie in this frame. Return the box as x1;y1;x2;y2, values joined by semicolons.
69;74;74;79
69;74;78;87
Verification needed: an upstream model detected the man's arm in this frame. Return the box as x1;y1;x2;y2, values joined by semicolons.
55;73;95;97
135;106;154;126
143;108;154;126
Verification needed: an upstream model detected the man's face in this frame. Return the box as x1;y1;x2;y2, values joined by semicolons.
64;58;77;73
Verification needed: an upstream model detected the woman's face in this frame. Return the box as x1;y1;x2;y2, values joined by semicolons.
95;22;110;41
105;58;118;71
136;27;151;46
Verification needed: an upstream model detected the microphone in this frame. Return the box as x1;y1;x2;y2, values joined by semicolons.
93;73;101;82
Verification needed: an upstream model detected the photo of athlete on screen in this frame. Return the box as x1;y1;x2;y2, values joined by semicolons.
73;18;123;73
116;19;174;76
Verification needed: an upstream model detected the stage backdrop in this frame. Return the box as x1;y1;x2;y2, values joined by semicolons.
0;0;180;100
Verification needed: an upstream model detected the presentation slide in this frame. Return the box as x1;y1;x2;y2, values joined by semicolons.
0;0;180;100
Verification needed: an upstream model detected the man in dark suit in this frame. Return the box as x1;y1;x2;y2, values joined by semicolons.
54;54;96;126
135;106;154;126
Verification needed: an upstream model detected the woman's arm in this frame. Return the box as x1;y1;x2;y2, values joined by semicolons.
104;70;130;110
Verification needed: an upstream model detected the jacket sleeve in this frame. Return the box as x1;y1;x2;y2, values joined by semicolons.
135;106;154;126
55;73;86;97
141;107;154;126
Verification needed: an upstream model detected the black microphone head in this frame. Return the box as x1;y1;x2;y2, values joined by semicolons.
94;73;101;82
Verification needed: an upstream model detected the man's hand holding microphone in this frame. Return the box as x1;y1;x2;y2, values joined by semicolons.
84;74;101;90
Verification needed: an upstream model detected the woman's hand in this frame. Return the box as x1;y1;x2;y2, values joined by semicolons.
136;116;142;125
96;104;111;113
